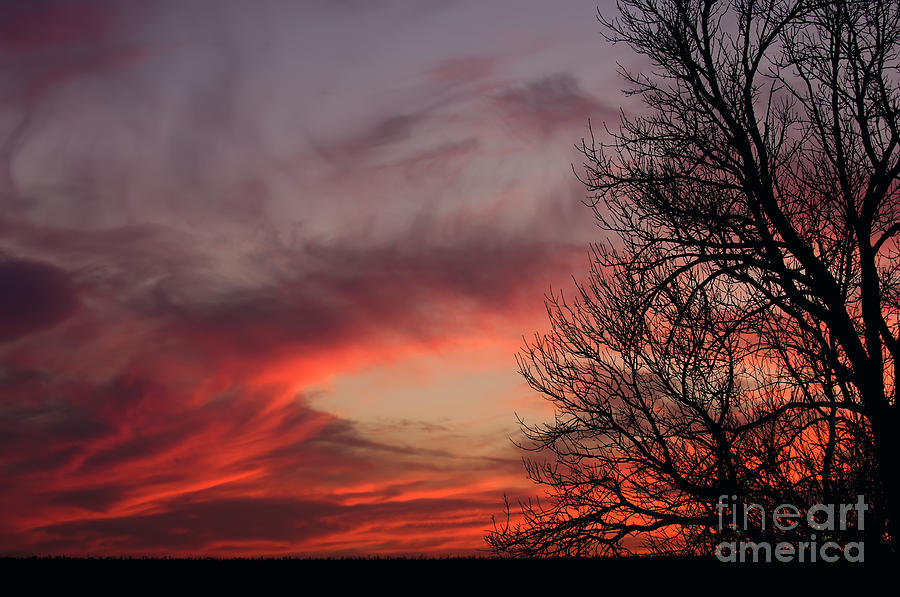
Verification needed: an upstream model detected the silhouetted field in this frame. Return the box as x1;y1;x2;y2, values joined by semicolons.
1;554;882;563
0;554;881;568
0;554;885;591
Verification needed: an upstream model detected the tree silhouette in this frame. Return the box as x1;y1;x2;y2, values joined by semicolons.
487;0;899;557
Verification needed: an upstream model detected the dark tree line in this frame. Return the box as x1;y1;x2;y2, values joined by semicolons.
488;0;899;557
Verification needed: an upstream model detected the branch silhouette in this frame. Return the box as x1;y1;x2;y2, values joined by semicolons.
488;0;898;558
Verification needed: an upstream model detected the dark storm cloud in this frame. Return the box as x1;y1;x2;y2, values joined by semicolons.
48;485;126;512
139;228;583;359
0;258;78;343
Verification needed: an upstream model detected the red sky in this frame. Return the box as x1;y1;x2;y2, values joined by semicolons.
0;0;633;556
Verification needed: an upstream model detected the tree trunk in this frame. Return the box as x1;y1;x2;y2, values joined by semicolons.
869;403;899;558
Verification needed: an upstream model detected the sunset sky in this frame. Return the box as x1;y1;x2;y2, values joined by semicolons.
0;0;638;556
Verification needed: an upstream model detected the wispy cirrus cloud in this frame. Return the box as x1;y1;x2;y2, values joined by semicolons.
493;73;618;139
0;214;574;555
0;0;623;556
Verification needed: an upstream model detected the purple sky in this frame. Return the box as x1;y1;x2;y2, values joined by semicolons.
0;0;639;556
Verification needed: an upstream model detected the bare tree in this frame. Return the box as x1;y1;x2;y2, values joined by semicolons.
488;0;899;557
